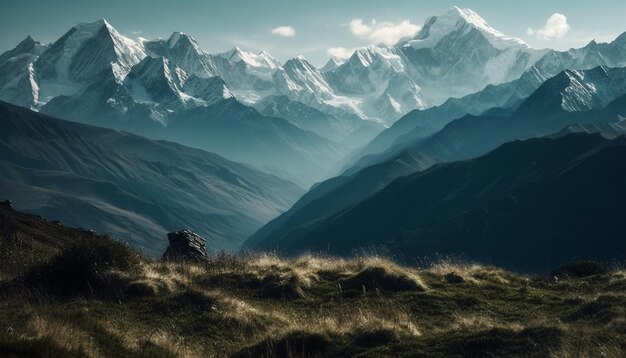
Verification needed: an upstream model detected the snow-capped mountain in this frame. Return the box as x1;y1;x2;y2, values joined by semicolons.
3;7;626;141
351;30;626;170
144;32;217;78
34;19;145;105
274;56;333;105
0;19;347;186
0;7;550;128
0;36;48;108
268;6;545;124
42;54;232;126
516;66;626;115
321;56;346;72
396;7;546;104
534;33;626;76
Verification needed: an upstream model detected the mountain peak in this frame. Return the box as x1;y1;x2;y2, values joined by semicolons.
35;18;145;85
73;18;112;34
168;32;195;47
611;32;626;44
221;46;280;69
0;34;47;65
166;31;204;56
284;55;313;69
23;35;35;44
321;56;347;72
168;32;184;47
14;35;38;50
403;7;529;50
445;6;491;29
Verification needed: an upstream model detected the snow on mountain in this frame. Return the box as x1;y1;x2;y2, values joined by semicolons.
274;56;333;103
528;66;626;113
321;56;347;72
0;36;47;64
396;7;547;106
126;56;188;106
352;33;626;172
144;32;217;78
0;36;48;108
43;54;233;127
220;47;281;70
32;19;146;105
323;47;428;124
330;47;405;95
403;6;529;50
218;47;280;85
534;33;626;76
183;76;233;105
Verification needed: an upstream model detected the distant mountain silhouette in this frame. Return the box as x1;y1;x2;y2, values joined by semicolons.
251;133;626;272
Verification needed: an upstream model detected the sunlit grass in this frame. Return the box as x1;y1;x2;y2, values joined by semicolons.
1;243;625;357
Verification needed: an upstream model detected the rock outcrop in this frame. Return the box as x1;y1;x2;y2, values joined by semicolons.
162;230;208;262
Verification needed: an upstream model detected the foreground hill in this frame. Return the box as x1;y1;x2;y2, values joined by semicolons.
0;204;625;357
0;101;303;254
251;133;626;272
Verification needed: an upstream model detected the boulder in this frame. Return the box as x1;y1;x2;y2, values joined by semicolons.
162;230;208;262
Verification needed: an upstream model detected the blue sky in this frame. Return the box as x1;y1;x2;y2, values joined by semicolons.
1;0;624;66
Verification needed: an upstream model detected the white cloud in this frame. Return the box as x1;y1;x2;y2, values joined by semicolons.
326;47;355;59
271;26;295;37
527;13;570;40
349;19;420;46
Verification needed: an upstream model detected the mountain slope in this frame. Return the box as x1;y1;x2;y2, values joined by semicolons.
41;73;345;186
395;6;546;106
0;36;48;108
255;95;369;143
0;101;303;255
415;66;626;163
249;67;626;253
251;133;626;272
245;148;437;249
352;33;626;171
33;19;145;105
162;99;348;186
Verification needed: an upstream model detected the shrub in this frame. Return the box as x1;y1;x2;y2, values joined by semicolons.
552;260;608;279
343;266;426;292
258;273;307;299
20;236;141;298
352;328;399;347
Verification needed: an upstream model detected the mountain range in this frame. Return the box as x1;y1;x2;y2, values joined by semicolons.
0;101;302;255
1;6;626;268
247;65;626;259
2;8;625;183
0;7;571;132
349;33;626;171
